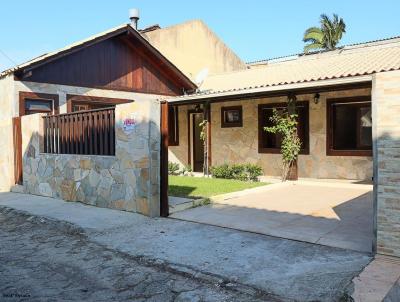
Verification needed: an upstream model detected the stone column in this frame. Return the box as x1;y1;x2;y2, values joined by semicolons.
372;70;400;257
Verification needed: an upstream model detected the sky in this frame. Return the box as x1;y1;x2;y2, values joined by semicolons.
1;0;399;71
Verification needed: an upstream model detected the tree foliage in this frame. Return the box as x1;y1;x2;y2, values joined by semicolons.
303;14;346;53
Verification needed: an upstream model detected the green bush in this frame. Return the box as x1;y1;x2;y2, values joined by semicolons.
211;163;263;182
168;161;180;175
180;165;193;176
244;163;263;181
210;164;232;179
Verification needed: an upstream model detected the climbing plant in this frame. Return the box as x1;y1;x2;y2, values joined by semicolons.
199;119;209;176
264;107;301;181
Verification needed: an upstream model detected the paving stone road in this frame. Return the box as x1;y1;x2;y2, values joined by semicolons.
0;209;279;302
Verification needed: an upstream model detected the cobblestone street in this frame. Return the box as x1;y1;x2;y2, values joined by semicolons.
0;209;275;302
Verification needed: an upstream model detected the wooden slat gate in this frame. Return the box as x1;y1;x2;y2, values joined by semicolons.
43;108;115;156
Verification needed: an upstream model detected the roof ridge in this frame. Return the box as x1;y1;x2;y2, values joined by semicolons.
246;35;400;65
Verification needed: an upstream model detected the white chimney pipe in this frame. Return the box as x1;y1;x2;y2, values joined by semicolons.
129;8;140;29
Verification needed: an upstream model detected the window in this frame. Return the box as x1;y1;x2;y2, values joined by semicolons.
168;106;179;146
19;92;59;116
67;94;132;113
327;97;372;156
72;104;90;112
258;101;309;154
71;103;114;112
24;98;53;115
221;106;243;127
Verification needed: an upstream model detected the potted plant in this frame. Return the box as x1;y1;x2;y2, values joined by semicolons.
264;103;301;181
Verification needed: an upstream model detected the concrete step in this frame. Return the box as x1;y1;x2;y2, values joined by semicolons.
10;185;24;194
169;196;209;214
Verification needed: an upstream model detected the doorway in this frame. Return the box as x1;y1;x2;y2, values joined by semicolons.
189;112;204;172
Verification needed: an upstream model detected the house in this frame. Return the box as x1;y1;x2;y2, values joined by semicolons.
166;36;400;257
0;20;197;197
142;19;246;78
167;38;400;180
0;13;399;257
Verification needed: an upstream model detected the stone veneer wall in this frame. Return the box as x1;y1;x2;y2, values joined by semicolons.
169;88;373;180
373;70;400;257
0;79;166;192
21;101;161;217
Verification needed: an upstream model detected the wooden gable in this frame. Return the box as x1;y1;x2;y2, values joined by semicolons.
16;31;194;96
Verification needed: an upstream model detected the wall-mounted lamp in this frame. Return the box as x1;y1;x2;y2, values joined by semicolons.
313;93;320;104
287;93;297;114
287;93;297;103
194;104;202;112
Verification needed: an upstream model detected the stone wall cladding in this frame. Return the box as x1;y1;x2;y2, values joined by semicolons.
169;88;373;180
0;79;166;192
373;70;400;257
21;101;161;217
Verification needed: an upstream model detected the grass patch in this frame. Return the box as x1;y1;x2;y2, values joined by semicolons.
169;176;268;199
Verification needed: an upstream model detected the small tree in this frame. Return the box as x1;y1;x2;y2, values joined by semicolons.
264;107;301;181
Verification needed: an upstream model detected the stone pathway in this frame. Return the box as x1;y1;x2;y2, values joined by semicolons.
0;209;276;302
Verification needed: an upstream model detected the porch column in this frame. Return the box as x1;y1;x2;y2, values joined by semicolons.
372;70;400;257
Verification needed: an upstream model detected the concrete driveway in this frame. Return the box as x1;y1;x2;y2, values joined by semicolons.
171;181;374;253
0;192;372;301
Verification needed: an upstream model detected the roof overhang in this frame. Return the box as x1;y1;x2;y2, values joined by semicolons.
167;75;373;104
2;24;197;91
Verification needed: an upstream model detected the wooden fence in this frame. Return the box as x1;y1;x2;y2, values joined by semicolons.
43;108;115;156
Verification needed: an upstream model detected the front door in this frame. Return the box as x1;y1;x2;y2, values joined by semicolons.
190;113;204;172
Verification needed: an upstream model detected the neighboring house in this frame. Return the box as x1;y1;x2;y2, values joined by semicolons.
0;23;196;193
142;19;246;79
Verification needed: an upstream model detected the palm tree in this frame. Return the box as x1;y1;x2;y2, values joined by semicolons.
303;14;346;53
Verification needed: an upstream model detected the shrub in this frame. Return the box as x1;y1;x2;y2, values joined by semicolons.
168;161;180;175
244;163;263;182
211;163;263;182
180;165;193;176
210;164;232;179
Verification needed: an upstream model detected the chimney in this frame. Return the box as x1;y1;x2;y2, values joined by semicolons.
129;8;140;29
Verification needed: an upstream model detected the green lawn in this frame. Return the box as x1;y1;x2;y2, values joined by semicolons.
168;176;268;199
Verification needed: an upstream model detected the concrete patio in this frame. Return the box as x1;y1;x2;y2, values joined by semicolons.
171;180;374;253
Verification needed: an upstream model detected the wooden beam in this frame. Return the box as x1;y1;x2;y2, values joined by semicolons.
12;117;22;185
160;101;169;217
169;81;372;106
205;102;212;172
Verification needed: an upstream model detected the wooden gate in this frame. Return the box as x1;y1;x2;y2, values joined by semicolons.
42;108;115;156
12;117;23;185
160;101;169;217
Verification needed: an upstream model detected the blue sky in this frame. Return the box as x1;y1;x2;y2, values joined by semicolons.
1;0;399;71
